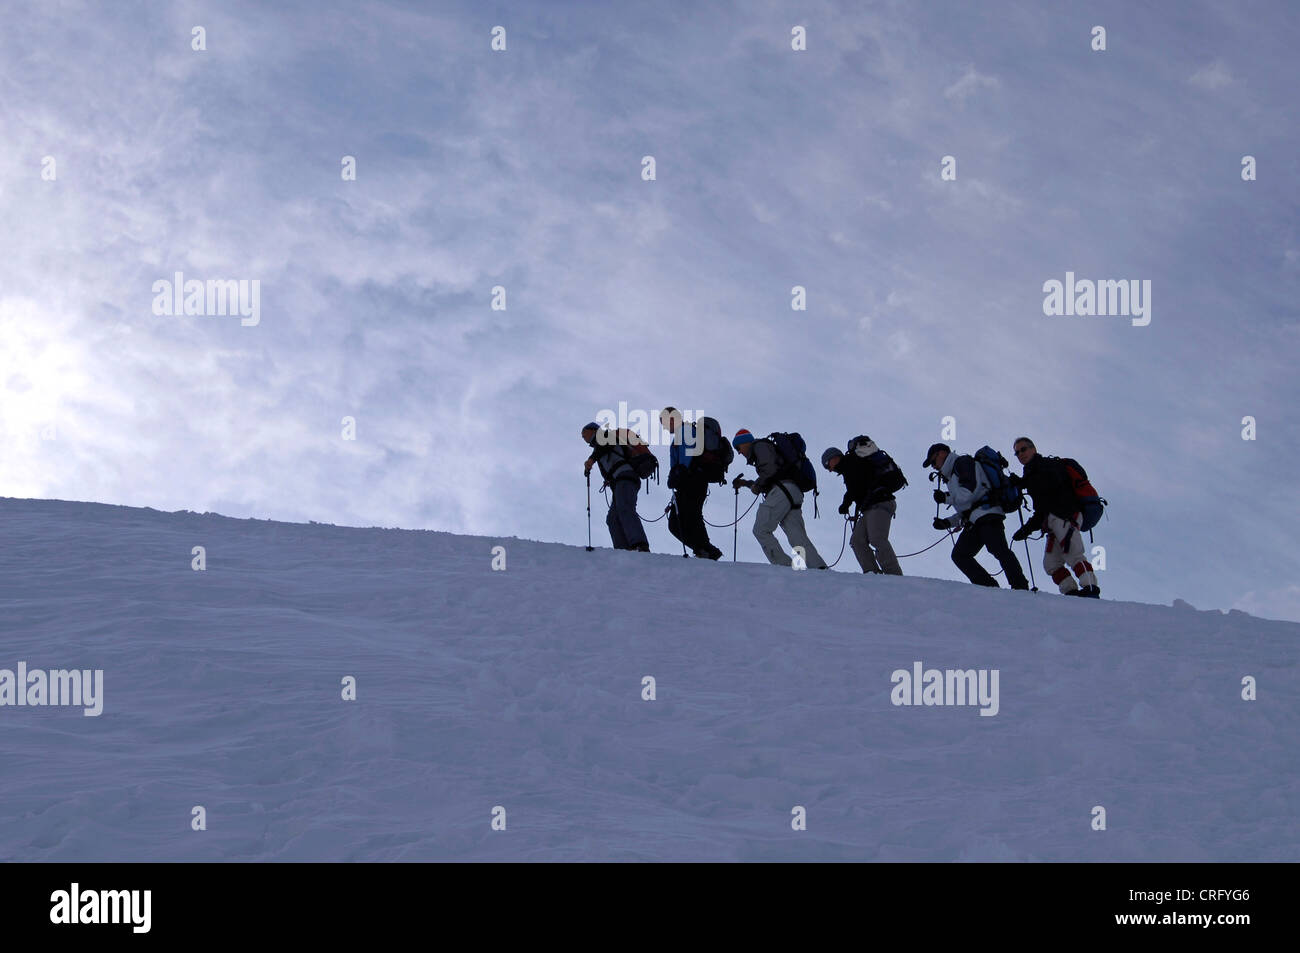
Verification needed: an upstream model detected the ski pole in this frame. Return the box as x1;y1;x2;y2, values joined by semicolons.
1017;506;1037;591
585;470;594;551
733;486;739;562
670;493;687;557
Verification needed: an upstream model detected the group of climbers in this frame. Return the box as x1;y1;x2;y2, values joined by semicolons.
581;414;1105;599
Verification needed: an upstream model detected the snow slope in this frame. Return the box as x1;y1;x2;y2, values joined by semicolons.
1;497;1296;862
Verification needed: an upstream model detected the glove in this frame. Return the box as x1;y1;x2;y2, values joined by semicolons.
933;517;950;531
732;475;749;490
584;460;594;476
749;483;760;495
838;500;851;515
1011;524;1032;542
933;489;946;504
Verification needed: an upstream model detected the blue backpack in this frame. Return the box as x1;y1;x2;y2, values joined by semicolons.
765;432;817;494
972;446;1022;513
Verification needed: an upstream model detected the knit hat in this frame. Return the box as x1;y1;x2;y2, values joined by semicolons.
732;429;755;449
821;447;842;469
582;421;600;432
923;442;951;468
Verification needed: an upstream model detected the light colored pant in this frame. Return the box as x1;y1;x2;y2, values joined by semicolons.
851;500;901;574
1043;513;1097;591
753;482;827;568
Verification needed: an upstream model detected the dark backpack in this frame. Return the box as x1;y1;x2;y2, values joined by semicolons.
607;428;659;481
627;444;659;480
973;446;1022;513
765;432;817;493
694;416;733;484
1056;456;1106;531
847;436;907;496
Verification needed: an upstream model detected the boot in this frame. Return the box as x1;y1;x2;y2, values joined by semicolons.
633;542;651;553
1082;585;1101;599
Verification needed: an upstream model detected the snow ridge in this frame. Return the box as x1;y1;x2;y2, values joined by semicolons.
1;498;1295;861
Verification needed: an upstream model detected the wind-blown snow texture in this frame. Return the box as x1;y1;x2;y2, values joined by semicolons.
1;498;1296;861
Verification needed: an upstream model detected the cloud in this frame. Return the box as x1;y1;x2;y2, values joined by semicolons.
1233;585;1300;624
1189;60;1232;90
0;0;1297;618
943;66;1000;102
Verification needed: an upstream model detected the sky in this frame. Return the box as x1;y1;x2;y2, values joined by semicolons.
1;0;1297;619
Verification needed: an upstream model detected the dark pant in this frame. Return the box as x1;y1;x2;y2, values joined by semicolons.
952;514;1029;589
668;471;717;554
606;478;648;550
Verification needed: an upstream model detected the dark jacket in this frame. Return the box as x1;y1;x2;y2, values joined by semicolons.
1020;454;1079;528
831;453;894;512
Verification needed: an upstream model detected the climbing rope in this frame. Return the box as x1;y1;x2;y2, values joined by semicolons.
606;482;1015;572
825;515;853;568
892;534;952;559
704;493;758;528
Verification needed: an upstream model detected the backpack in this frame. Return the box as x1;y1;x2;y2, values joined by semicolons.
848;436;907;495
1057;456;1106;531
608;428;659;480
694;416;733;484
847;435;879;458
765;432;817;493
972;446;1022;513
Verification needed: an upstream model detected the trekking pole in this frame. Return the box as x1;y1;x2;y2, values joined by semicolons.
670;493;687;557
733;486;739;562
585;471;594;551
1017;506;1038;592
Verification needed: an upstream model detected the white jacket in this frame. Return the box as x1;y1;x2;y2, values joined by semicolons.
938;451;1001;527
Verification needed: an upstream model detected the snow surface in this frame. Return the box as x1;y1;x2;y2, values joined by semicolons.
1;497;1296;861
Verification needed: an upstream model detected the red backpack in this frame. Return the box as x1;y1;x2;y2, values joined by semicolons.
1057;457;1106;531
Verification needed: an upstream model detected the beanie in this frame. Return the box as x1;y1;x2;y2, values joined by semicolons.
732;429;755;449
